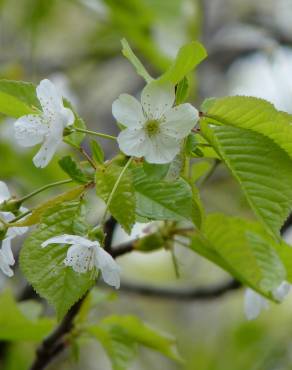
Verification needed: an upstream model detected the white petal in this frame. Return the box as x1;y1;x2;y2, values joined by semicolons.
36;79;63;116
7;225;28;238
42;234;97;248
117;128;148;157
244;288;269;320
64;244;95;273
0;181;10;203
1;238;15;265
32;135;60;168
141;81;175;119
112;94;145;128
0;239;14;277
161;103;199;139
95;246;121;289
273;281;291;301
144;133;181;164
59;106;75;128
0;212;14;223
14;115;48;147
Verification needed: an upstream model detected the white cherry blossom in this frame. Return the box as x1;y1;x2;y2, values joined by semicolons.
14;79;74;168
244;281;291;320
112;81;199;164
0;181;28;277
42;234;121;289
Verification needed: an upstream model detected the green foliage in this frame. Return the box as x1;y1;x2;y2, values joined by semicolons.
191;160;213;183
87;315;182;370
90;140;105;164
20;201;93;319
190;214;286;299
96;164;136;233
175;76;189;104
159;41;207;84
121;38;153;82
0;79;39;117
59;156;89;184
133;166;194;222
0;290;54;341
202;96;292;161
201;122;292;238
13;186;85;227
142;161;170;180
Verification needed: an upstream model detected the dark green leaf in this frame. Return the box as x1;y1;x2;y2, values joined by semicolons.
59;156;88;184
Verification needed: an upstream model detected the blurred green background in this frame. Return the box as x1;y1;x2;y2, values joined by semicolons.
2;0;292;369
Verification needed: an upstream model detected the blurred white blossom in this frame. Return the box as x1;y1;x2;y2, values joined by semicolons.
228;47;292;112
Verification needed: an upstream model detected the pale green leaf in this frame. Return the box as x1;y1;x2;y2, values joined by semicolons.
96;164;136;233
12;186;85;227
0;290;54;341
203;96;292;161
133;166;193;222
190;214;286;299
159;41;207;84
201;123;292;238
0;79;39;117
88;315;182;370
20;201;93;319
121;38;153;83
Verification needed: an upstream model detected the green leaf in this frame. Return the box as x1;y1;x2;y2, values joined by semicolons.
121;38;153;83
190;214;286;299
63;99;86;148
88;315;182;370
201;122;292;238
133;166;193;222
159;41;207;84
20;201;93;319
13;186;85;227
203;96;292;161
0;79;39;117
143;162;170;180
59;156;88;184
90;140;105;164
191;161;212;183
175;77;189;105
0;290;54;341
96;164;136;233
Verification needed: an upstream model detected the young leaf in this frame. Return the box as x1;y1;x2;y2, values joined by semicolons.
121;38;153;83
202;96;292;161
159;41;207;85
132;166;193;222
175;77;189;105
59;156;88;184
13;186;85;227
96;164;135;233
201;122;292;238
20;201;93;319
0;79;39;117
189;214;286;299
90;140;104;164
0;290;54;341
87;315;182;370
